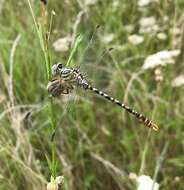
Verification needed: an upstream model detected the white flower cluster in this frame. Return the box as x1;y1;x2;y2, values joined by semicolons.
129;174;159;190
142;50;180;70
157;32;167;41
101;33;115;44
85;0;98;6
128;34;144;45
53;35;72;52
137;175;159;190
138;0;158;7
139;16;158;34
172;75;184;87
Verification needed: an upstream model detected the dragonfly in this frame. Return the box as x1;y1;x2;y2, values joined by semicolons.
47;63;159;131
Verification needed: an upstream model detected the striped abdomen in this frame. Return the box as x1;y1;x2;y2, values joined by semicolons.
87;85;159;131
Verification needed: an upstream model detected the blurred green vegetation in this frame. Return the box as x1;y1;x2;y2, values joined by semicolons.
0;0;184;189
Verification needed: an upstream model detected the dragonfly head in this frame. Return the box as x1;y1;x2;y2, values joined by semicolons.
51;63;63;76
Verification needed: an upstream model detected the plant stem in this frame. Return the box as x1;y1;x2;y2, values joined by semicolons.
27;0;57;178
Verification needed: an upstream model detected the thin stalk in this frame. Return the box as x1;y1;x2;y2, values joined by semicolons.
27;0;57;178
139;83;160;174
151;142;169;190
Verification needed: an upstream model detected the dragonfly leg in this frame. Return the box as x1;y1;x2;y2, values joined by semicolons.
62;89;70;94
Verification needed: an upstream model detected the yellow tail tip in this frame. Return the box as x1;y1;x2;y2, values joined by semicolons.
152;123;159;131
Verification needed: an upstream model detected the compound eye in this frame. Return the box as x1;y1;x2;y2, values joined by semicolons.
51;64;60;76
57;63;63;69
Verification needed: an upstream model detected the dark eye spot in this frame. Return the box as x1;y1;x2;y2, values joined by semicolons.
58;63;63;69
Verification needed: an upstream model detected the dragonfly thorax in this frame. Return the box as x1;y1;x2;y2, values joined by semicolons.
51;63;89;89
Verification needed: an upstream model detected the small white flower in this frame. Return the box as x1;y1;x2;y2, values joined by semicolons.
129;172;137;180
157;32;167;40
101;33;115;44
139;16;156;28
137;175;159;190
172;75;184;87
124;25;134;33
55;176;64;185
128;34;144;45
112;0;119;8
142;50;180;70
174;176;181;182
138;0;157;7
85;0;98;5
47;176;64;190
163;16;169;22
139;16;158;33
154;68;163;82
53;35;72;52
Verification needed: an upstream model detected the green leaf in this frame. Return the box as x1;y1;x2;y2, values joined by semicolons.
66;34;83;67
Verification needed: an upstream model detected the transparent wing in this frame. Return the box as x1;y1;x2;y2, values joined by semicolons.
50;90;79;141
